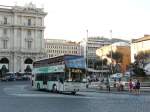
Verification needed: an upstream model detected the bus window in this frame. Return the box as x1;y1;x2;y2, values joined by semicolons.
51;76;57;81
71;73;82;82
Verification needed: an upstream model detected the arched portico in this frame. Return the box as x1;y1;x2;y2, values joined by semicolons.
24;58;33;73
0;57;9;77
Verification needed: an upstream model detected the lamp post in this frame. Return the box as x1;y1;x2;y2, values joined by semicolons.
86;29;88;76
110;30;113;75
107;30;113;92
101;49;103;77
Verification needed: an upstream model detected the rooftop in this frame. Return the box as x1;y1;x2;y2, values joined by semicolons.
132;35;150;43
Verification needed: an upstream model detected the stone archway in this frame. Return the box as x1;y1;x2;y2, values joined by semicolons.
24;58;33;64
0;57;9;78
24;58;33;73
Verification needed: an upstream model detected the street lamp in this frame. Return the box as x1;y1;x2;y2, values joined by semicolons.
110;30;113;75
86;29;88;76
101;49;103;77
106;29;113;92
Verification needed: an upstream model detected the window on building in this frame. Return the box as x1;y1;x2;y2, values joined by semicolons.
27;41;32;49
39;30;42;38
28;19;31;26
27;30;31;36
4;17;7;24
3;40;8;49
3;29;7;35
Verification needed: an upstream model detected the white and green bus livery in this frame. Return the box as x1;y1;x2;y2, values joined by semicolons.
32;55;86;94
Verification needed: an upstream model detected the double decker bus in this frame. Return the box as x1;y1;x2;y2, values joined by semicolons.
32;55;87;94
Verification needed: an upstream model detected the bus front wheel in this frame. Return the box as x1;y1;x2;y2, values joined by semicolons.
52;84;57;93
71;91;76;95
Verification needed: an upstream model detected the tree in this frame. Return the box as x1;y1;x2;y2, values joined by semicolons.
132;50;150;77
1;65;9;77
103;58;108;65
107;51;123;73
133;68;146;77
24;65;32;73
107;51;123;63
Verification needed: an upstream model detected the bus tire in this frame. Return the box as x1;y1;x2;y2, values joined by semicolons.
71;91;76;95
52;84;57;93
37;83;40;90
32;80;34;86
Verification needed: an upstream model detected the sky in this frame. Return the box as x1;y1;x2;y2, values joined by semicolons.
0;0;150;41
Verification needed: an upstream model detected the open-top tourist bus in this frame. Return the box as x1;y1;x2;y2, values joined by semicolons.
32;55;87;94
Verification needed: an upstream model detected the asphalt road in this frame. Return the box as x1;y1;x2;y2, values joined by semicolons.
0;81;150;112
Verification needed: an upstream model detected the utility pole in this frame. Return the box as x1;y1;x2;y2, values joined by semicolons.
110;30;113;75
107;30;113;92
86;29;88;76
101;49;103;77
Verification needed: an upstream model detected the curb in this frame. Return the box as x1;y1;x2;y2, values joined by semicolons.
81;88;150;95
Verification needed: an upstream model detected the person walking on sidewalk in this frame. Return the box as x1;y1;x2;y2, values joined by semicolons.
106;78;110;92
136;80;140;95
132;80;137;94
117;78;124;91
128;79;133;93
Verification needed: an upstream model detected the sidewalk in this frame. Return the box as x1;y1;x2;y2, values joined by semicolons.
81;86;150;95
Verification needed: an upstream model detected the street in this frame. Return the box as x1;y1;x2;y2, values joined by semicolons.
0;81;150;112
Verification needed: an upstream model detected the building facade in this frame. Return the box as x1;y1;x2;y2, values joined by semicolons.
96;42;131;73
81;37;111;60
45;39;82;58
131;35;150;75
131;35;150;63
0;3;47;74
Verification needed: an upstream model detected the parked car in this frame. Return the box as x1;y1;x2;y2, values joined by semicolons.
1;72;16;81
109;75;129;89
15;72;31;81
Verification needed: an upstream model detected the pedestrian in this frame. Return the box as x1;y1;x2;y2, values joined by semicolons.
106;78;110;92
128;79;133;93
132;80;137;94
114;79;116;88
117;79;121;91
136;80;140;95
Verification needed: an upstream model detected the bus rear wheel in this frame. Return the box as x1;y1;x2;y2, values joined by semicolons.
37;83;40;90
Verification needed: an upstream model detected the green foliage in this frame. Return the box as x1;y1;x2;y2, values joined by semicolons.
1;65;9;73
24;65;32;72
1;65;9;77
132;50;150;77
136;50;150;61
107;51;123;63
133;67;146;77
